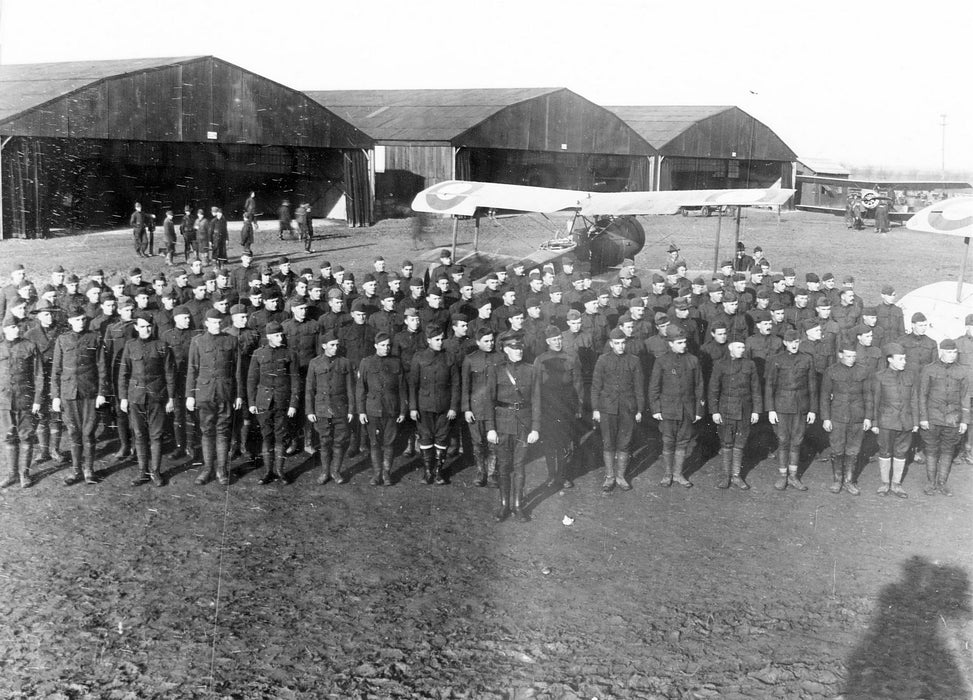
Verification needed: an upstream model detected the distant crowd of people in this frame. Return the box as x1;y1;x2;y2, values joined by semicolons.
0;231;970;523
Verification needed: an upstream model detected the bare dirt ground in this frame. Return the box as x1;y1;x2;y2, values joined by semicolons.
0;210;970;699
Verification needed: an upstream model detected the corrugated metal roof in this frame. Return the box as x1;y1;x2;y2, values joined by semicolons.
605;105;733;148
306;88;562;142
796;158;851;176
0;56;205;124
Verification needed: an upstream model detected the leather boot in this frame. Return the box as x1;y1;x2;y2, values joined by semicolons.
890;457;908;498
774;448;789;490
18;444;33;488
33;424;51;465
149;440;165;487
111;417;132;464
49;423;66;466
614;452;631;491
658;449;673;487
402;432;416;458
829;455;843;494
486;449;499;488
445;435;460;459
494;472;511;521
131;442;152;486
330;445;347;484
82;450;98;484
420;448;434;484
345;427;360;459
672;448;693;488
560;447;574;489
601;450;616;492
730;447;749;489
195;437;216;485
434;446;448;485
876;456;891;495
258;442;276;484
511;472;529;522
923;455;940;496
380;453;393;486
216;437;231;485
64;446;84;485
787;464;808;491
239;420;254;461
843;455;860;496
472;448;487;487
937;454;953;496
544;450;560;488
716;448;732;489
369;447;383;486
303;428;317;456
273;450;289;485
1;444;20;488
316;445;333;485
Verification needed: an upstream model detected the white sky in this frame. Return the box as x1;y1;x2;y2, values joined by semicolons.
2;0;970;175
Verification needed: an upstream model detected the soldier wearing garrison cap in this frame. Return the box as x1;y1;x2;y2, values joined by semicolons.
917;338;970;496
765;328;817;492
532;325;583;491
709;336;761;489
24;299;67;469
162;306;199;463
868;342;918;497
356;331;407;486
304;330;353;485
820;342;872;496
0;314;44;489
186;309;243;486
408;324;460;485
895;311;938;465
118;312;176;487
247;322;300;485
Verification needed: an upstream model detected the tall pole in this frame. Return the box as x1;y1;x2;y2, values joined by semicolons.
959;237;970;303
713;209;723;274
450;216;458;260
940;114;947;186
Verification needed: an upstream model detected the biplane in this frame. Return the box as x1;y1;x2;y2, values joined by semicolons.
794;174;973;224
411;179;794;278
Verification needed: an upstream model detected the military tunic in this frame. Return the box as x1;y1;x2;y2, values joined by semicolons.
0;337;44;446
356;354;407;452
306;353;354;451
118;337;176;445
409;348;460;448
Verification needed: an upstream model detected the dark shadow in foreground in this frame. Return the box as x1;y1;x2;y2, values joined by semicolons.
844;555;971;699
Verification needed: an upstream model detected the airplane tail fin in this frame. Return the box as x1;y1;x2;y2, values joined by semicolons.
770;178;782;190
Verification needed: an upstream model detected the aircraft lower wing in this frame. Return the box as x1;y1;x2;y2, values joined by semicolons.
412;180;794;217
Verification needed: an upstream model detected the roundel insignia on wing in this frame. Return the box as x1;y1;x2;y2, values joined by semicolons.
423;181;482;212
927;210;973;232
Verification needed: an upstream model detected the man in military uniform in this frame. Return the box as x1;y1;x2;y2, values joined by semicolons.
25;299;66;467
918;339;969;496
356;331;407;486
820;343;871;496
896;311;937;465
649;327;703;488
461;327;502;487
225;304;259;462
765;329;817;491
118;313;175;487
955;314;973;464
247;322;300;485
282;298;320;455
408;324;460;485
533;325;584;490
51;307;108;485
709;338;761;489
868;342;918;498
186;309;243;486
485;331;540;522
306;330;354;485
0;315;44;488
162;306;198;462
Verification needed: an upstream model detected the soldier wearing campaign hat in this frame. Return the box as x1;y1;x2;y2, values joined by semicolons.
408;324;460;485
0;314;44;488
869;342;918;497
247;322;300;485
485;330;540;522
118;312;176;487
820;342;872;496
648;326;702;488
186;309;243;486
765;328;817;491
917;338;970;496
356;331;407;486
51;306;108;485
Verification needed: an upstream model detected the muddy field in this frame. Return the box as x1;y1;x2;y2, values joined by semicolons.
0;210;970;698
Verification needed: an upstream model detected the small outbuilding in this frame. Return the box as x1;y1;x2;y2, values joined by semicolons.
0;56;374;239
606;105;796;191
305;88;658;218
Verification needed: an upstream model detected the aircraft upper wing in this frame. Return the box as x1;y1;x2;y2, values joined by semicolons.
797;174;973;190
906;196;973;238
412;180;794;217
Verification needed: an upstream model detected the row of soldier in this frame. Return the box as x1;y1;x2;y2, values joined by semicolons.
0;247;970;522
